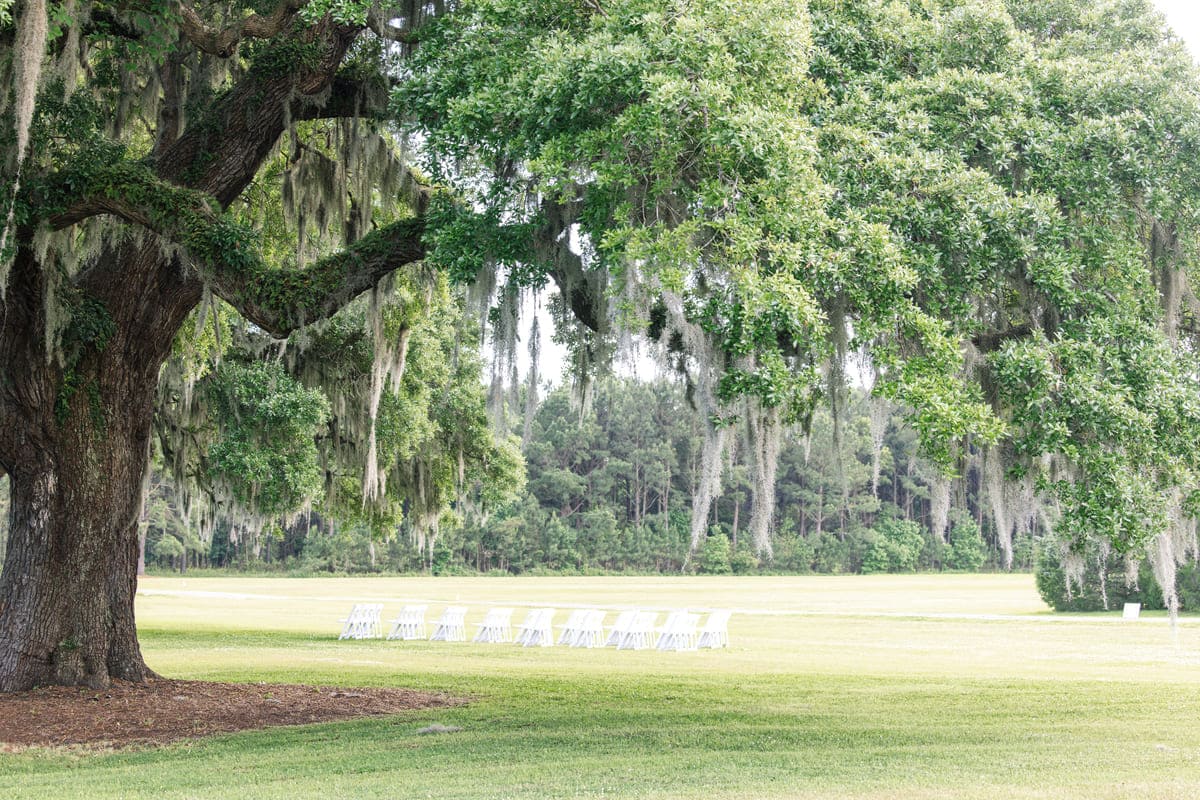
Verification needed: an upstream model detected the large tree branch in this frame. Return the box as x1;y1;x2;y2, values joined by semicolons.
41;141;430;231
970;323;1034;353
33;67;391;232
39;16;371;322
294;73;393;122
156;17;362;206
207;219;427;335
176;0;305;58
535;199;608;333
40;159;431;336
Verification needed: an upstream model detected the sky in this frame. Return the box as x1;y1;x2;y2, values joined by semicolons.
1156;2;1200;58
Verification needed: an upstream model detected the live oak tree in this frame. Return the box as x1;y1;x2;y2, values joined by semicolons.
3;0;1200;693
0;0;499;692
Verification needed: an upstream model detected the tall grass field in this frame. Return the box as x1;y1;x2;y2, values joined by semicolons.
3;574;1199;799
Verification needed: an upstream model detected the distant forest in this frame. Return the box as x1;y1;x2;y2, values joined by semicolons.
94;377;1029;577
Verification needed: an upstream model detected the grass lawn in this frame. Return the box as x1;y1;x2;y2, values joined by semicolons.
3;574;1199;799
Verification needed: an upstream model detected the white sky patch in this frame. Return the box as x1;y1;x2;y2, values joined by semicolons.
1156;1;1200;58
515;290;661;391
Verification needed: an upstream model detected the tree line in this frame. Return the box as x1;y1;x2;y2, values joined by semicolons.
132;375;1013;576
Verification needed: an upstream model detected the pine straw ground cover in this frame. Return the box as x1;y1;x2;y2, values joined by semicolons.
0;679;462;749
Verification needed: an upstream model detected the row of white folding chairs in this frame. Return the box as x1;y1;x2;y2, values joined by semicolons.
340;603;462;642
605;609;727;651
557;608;731;651
341;603;732;650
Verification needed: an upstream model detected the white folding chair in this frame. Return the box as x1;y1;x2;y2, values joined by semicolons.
656;610;699;652
338;603;383;640
337;605;361;639
696;610;731;649
571;609;607;648
556;609;588;645
515;608;556;647
473;607;515;643
429;605;468;642
617;611;659;650
337;605;361;640
366;604;384;639
514;609;539;646
387;604;428;640
605;609;638;647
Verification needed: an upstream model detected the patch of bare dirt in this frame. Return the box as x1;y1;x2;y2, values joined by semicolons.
0;679;465;750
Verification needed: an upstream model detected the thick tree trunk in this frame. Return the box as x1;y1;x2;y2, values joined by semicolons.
0;335;167;691
0;447;152;691
0;216;207;692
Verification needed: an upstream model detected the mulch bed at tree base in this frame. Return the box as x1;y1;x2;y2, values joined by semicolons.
0;679;466;750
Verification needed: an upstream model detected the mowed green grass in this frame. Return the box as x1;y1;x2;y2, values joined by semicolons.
4;575;1200;799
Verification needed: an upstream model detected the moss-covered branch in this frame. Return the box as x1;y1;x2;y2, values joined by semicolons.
177;0;305;58
41;160;427;336
215;219;427;335
295;73;394;122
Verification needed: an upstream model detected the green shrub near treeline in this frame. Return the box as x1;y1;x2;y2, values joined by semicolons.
1035;546;1200;612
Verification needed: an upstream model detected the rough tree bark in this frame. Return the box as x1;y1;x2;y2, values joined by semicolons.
0;18;423;692
0;240;189;689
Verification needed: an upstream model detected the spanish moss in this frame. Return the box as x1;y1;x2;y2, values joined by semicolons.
745;397;782;558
